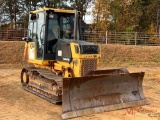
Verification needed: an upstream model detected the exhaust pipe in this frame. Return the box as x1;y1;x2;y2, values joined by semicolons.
74;10;78;40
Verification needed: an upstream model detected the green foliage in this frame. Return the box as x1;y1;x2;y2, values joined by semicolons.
0;0;159;32
0;0;93;29
148;23;159;44
109;0;158;32
110;0;141;31
141;0;150;6
68;0;93;26
91;0;110;31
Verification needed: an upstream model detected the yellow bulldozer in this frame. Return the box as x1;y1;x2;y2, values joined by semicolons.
21;8;149;119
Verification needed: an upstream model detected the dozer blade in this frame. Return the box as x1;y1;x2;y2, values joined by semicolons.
62;71;149;119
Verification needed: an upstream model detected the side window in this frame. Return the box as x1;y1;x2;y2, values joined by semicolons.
47;14;59;54
28;22;37;42
37;12;44;47
37;12;44;59
32;22;37;41
28;22;33;39
60;15;74;39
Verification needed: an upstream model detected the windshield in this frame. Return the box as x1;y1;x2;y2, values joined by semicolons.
47;13;78;40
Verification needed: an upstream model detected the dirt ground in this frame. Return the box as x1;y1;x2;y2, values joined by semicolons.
0;66;160;120
0;41;160;120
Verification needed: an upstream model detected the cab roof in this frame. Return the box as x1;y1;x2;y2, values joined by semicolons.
30;8;75;14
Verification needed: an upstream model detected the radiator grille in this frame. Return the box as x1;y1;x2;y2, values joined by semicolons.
80;59;97;77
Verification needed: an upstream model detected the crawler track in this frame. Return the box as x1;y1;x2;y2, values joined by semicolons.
21;67;63;104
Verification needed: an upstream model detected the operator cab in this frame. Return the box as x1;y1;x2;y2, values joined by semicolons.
24;8;82;61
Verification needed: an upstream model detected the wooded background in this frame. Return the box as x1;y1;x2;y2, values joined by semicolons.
0;0;159;33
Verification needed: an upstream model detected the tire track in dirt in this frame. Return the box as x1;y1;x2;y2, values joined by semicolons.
0;68;160;120
0;69;62;120
0;69;24;120
0;98;22;120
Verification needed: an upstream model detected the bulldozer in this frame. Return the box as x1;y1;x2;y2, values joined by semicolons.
21;8;149;119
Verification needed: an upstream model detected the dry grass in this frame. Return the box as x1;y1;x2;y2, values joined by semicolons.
1;41;160;68
100;44;160;67
0;41;28;68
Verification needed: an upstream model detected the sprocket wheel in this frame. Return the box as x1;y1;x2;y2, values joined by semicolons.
21;70;29;86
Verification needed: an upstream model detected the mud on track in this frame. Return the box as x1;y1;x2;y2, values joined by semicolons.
0;67;160;120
